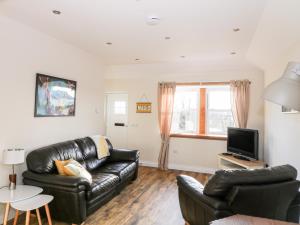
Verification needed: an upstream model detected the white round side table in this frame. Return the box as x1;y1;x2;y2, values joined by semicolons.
11;194;54;225
0;185;42;225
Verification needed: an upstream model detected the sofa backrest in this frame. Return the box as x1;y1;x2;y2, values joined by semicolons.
204;164;298;198
75;137;112;171
26;140;85;174
226;180;300;221
26;137;115;174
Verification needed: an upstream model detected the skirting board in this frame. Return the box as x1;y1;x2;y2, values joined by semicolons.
140;160;217;174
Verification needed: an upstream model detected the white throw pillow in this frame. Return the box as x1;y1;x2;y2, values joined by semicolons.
63;160;92;183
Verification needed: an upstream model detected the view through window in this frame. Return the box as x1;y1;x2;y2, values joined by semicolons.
171;84;234;136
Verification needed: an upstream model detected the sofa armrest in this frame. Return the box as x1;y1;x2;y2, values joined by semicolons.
23;171;90;192
109;148;140;162
177;175;229;210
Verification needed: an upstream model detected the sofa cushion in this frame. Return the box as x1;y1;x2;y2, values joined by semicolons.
55;159;71;175
26;141;85;174
64;159;93;183
96;162;137;181
204;164;297;197
86;173;119;200
75;137;110;171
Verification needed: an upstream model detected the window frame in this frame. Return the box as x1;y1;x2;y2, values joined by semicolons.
170;82;232;141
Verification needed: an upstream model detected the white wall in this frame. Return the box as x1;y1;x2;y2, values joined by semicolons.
264;43;300;174
0;15;105;221
247;0;300;176
105;64;265;173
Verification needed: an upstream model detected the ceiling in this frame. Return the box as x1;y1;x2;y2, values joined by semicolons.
247;0;300;71
0;0;266;65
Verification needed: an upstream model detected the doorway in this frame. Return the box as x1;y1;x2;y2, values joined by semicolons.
105;93;128;148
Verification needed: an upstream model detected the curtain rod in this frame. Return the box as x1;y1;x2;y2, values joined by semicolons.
175;81;251;86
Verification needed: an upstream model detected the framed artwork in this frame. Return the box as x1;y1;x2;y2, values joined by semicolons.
282;106;298;114
34;73;77;117
136;102;152;113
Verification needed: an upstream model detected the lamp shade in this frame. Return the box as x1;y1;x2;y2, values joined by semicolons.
264;62;300;111
2;149;25;165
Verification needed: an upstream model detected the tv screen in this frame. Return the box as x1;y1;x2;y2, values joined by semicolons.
227;127;259;160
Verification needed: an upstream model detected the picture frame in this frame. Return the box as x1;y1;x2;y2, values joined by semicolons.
34;73;77;117
136;102;152;113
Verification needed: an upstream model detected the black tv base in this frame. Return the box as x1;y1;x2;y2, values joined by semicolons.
233;155;251;161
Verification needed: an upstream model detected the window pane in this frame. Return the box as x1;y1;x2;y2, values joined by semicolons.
208;86;231;110
171;86;199;134
207;110;234;135
114;101;126;115
207;86;234;135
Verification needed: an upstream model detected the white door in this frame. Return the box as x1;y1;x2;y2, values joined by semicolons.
105;93;128;148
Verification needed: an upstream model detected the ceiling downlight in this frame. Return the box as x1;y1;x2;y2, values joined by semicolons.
52;10;61;15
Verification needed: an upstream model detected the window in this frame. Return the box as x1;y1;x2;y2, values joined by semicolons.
207;86;234;135
114;101;126;115
171;86;199;134
171;83;234;138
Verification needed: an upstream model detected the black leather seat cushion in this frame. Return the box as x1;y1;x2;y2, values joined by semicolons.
204;164;297;197
75;137;109;171
96;162;137;181
26;140;85;174
87;173;119;200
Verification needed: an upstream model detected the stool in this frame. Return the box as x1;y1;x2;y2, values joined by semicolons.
11;194;54;225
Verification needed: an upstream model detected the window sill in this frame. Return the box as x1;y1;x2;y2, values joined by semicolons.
170;133;227;141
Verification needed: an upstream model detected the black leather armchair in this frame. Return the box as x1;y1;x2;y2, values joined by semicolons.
23;137;139;224
177;165;300;225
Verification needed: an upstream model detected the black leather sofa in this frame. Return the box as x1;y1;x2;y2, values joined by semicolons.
177;165;300;225
23;137;139;224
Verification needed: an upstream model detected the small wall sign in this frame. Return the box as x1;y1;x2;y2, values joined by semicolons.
136;102;152;113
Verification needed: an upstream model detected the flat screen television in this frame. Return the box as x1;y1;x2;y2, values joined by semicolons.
227;127;259;160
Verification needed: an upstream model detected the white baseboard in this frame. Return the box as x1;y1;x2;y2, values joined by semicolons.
140;160;158;168
140;160;217;174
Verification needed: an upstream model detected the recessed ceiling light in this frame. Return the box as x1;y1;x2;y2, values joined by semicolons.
230;52;236;55
233;28;240;32
52;10;61;15
106;42;112;45
146;15;161;25
165;37;171;40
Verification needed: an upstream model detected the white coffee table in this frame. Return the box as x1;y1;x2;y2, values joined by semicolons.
0;185;42;225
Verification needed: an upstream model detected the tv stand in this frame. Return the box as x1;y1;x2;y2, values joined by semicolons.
218;153;265;170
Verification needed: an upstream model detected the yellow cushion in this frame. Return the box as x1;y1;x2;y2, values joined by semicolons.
63;159;92;183
55;159;71;175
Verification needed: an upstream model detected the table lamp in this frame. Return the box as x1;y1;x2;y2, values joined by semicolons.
2;149;25;190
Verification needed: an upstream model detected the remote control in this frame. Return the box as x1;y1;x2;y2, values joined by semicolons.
222;152;232;156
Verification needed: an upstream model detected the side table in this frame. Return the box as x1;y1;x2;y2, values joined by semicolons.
0;185;42;225
11;194;54;225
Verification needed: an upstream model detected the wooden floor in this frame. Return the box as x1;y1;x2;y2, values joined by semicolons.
19;166;210;225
